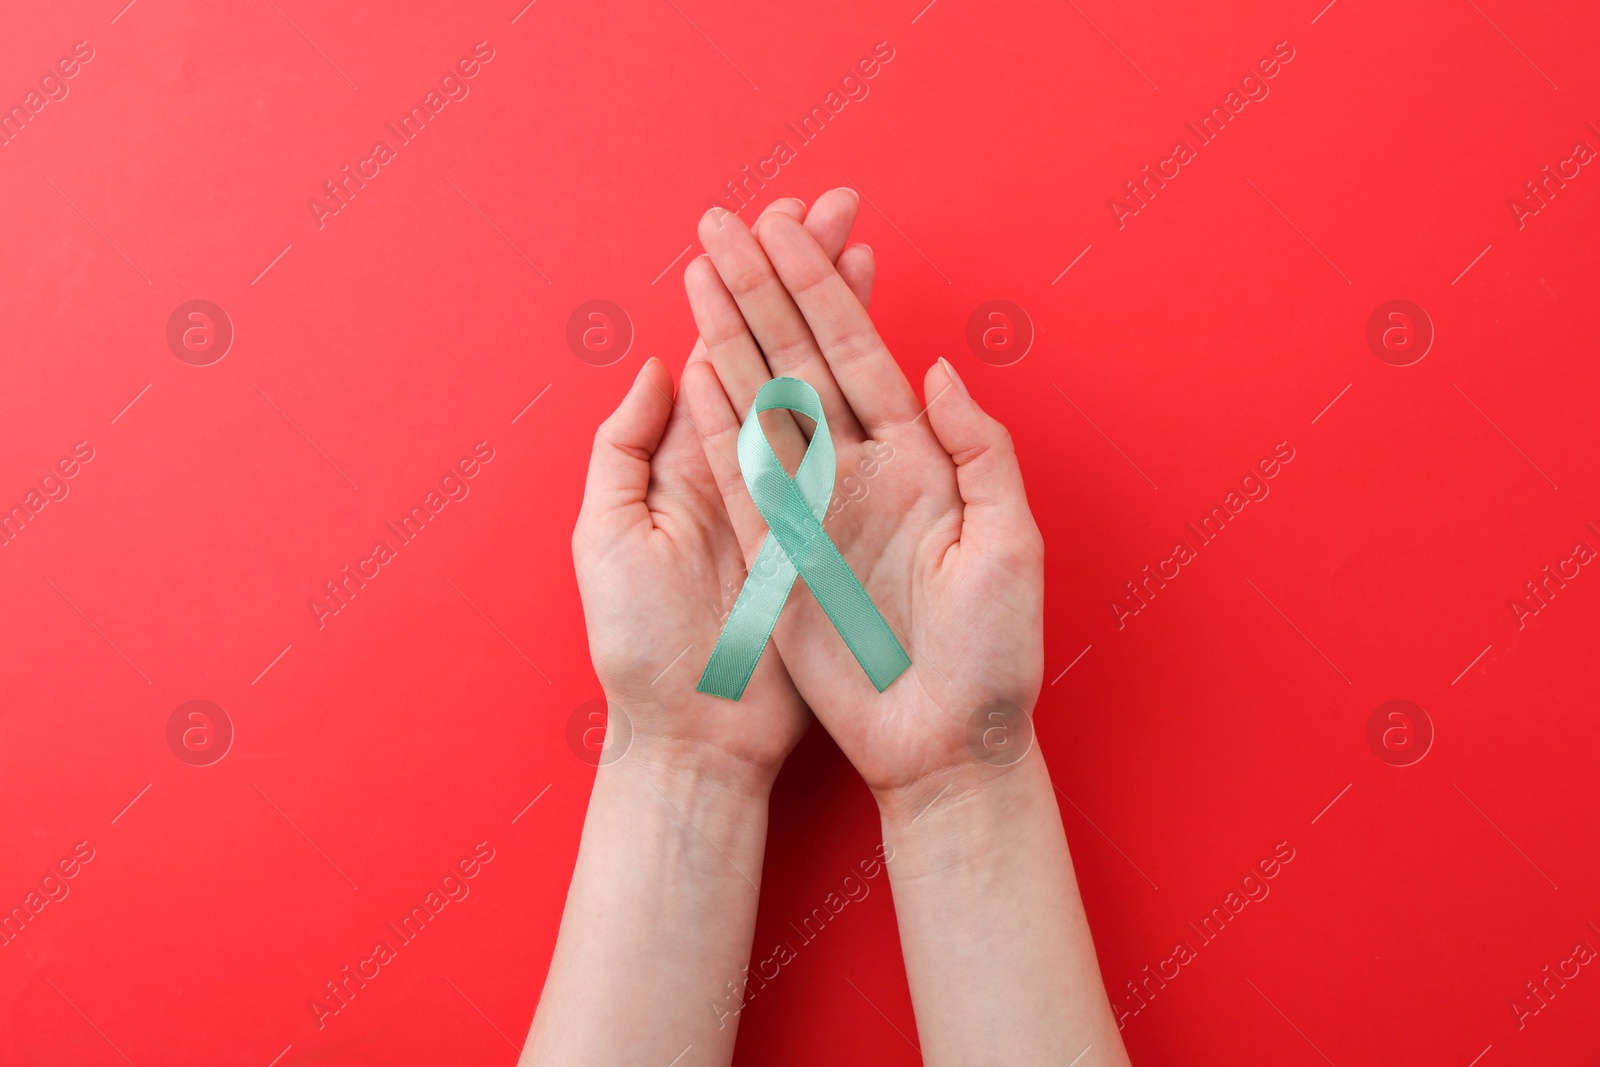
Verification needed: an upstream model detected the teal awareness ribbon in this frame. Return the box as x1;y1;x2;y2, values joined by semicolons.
697;377;911;701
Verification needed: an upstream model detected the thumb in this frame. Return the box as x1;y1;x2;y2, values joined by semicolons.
923;358;1037;549
579;358;675;524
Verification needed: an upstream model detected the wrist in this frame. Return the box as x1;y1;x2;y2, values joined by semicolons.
874;753;1037;827
596;706;782;807
871;694;1042;828
590;732;774;889
874;753;1055;878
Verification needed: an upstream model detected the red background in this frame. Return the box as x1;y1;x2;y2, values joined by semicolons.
2;0;1598;1064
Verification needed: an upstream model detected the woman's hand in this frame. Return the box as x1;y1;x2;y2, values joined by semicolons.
681;196;1045;813
679;190;1130;1067
572;353;810;784
525;195;882;1067
573;192;876;789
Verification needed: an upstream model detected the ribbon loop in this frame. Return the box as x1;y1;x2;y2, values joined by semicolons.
697;378;912;701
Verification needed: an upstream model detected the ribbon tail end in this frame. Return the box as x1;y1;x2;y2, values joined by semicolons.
866;651;913;693
695;669;750;703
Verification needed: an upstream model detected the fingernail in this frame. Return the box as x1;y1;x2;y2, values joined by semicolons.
759;198;805;221
939;357;967;395
839;186;859;204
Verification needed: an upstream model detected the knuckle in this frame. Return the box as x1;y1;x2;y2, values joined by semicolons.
828;326;883;369
785;256;835;297
724;261;772;299
716;465;747;502
703;319;750;352
991;424;1017;458
764;334;818;372
594;420;649;463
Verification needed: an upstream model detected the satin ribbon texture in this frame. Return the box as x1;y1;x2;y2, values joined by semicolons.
696;377;912;701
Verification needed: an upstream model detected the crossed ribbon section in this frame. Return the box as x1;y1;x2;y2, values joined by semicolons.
697;377;912;701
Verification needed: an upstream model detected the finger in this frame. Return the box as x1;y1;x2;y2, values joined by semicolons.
756;196;806;223
681;359;770;564
684;197;865;466
645;364;722;509
684;254;808;468
922;358;1036;544
698;206;860;440
753;212;920;434
686;188;862;386
797;187;861;264
837;243;874;308
708;190;854;275
579;358;676;525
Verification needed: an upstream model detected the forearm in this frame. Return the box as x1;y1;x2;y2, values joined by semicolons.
877;752;1130;1067
524;744;773;1066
